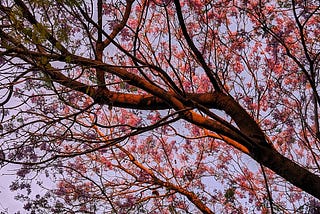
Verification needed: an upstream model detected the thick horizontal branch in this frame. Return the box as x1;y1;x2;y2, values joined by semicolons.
9;45;267;148
97;89;223;110
6;44;268;148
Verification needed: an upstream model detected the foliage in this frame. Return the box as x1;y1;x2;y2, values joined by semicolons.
0;0;319;213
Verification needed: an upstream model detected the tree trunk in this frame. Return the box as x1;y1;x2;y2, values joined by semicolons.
250;144;320;199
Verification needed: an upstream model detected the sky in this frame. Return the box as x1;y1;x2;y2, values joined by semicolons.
0;165;23;213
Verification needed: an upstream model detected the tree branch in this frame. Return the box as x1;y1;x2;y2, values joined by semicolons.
173;0;222;92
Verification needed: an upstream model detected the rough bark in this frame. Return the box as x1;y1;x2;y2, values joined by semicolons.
251;144;320;199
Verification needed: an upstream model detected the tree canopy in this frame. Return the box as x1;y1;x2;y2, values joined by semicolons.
0;0;319;213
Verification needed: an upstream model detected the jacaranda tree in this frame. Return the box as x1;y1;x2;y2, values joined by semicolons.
0;0;319;213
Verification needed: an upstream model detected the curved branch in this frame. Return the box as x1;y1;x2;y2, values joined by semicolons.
102;0;134;48
115;144;214;214
173;0;222;92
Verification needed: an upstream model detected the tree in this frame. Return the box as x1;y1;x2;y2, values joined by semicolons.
0;0;319;212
